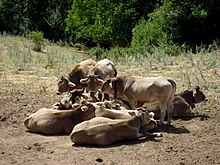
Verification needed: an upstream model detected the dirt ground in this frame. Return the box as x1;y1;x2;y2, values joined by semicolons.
0;72;219;165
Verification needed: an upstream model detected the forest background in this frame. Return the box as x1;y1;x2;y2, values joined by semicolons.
1;0;220;55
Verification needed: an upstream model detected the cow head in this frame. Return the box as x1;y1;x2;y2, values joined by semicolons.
193;86;207;103
56;76;76;95
67;88;85;105
80;75;104;96
100;77;113;95
129;108;157;132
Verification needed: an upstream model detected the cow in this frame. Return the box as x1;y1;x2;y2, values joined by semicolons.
141;86;207;119
53;88;89;110
70;110;162;146
23;103;96;135
80;59;117;100
100;76;177;125
24;97;156;135
56;59;96;94
77;98;158;132
177;86;207;109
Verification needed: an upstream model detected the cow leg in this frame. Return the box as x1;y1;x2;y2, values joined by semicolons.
103;93;110;101
160;105;167;125
167;98;174;125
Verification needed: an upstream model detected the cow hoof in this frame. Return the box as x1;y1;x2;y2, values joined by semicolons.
167;122;174;127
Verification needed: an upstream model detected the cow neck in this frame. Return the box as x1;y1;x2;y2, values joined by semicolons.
112;78;124;99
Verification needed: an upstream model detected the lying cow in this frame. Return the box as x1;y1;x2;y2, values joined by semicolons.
24;97;156;135
100;76;177;125
141;86;207;119
70;110;162;146
24;104;96;135
77;98;158;132
80;59;117;100
56;59;96;94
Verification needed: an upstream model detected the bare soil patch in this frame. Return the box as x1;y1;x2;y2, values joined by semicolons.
0;72;220;165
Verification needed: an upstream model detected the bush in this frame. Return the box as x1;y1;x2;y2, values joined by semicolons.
131;0;220;51
28;31;44;52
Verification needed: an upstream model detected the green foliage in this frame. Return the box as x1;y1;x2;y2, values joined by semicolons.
28;31;44;51
0;0;30;33
0;0;71;41
66;0;160;47
131;0;220;51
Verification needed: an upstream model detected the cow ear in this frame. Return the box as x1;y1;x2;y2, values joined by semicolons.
128;112;136;116
56;75;61;81
97;79;104;85
81;106;88;112
195;86;200;92
82;94;89;100
68;81;76;88
193;88;197;97
80;78;88;84
149;112;155;118
104;75;111;81
75;96;81;104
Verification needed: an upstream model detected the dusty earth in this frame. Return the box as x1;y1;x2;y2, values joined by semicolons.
0;72;219;165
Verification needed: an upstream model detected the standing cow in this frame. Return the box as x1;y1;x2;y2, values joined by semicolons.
100;76;177;125
140;86;207;119
56;59;96;94
80;59;117;100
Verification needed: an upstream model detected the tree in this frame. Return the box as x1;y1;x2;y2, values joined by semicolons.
66;0;160;47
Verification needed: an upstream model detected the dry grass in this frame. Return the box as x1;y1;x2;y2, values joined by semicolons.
1;35;220;165
0;34;220;99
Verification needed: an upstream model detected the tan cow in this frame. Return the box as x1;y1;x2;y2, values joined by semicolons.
80;59;117;99
141;86;207;119
24;104;96;135
56;59;96;94
70;110;162;146
77;99;157;131
100;76;177;125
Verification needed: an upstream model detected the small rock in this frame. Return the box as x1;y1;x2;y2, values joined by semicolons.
96;158;103;162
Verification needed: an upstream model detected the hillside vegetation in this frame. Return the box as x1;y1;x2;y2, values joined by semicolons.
0;34;220;165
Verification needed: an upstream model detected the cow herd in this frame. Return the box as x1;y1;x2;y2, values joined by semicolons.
24;59;207;146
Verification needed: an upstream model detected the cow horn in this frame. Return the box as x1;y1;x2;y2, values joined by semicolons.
80;77;88;84
68;81;76;88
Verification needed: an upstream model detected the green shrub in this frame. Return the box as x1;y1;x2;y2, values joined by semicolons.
131;0;220;52
28;31;44;52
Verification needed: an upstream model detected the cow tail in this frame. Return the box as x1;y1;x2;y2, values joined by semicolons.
114;68;117;77
168;79;177;101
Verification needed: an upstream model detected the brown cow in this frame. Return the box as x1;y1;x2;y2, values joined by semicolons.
56;59;96;94
100;76;177;125
24;104;96;135
70;110;162;146
177;86;207;109
141;86;207;119
24;97;156;135
71;98;158;132
80;59;117;99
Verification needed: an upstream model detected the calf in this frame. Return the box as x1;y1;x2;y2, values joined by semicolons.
70;110;162;146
